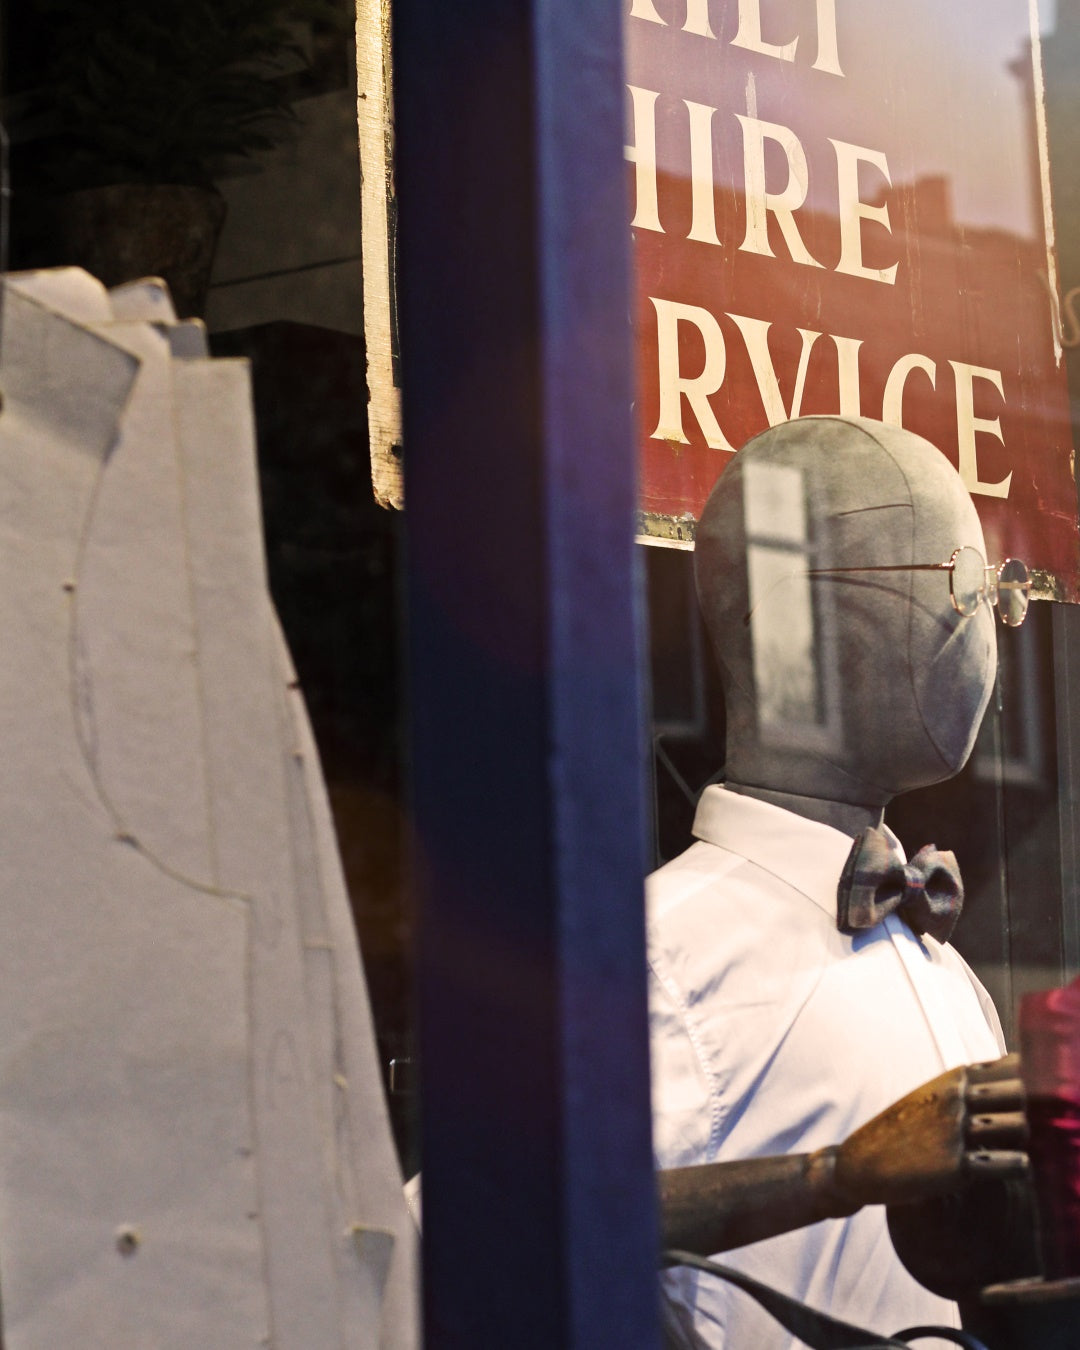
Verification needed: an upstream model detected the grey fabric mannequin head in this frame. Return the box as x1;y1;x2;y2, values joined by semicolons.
695;416;998;836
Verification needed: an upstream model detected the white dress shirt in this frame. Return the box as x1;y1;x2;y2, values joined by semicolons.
649;786;1004;1350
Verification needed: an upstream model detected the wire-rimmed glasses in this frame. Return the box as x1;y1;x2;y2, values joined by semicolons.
743;546;1030;627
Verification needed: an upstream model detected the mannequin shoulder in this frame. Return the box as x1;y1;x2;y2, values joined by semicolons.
646;841;743;917
919;935;1008;1055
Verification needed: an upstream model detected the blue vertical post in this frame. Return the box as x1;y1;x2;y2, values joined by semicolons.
393;0;659;1346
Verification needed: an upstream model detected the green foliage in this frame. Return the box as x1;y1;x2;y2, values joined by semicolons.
32;0;350;187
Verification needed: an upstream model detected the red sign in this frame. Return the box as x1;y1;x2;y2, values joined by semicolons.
628;0;1080;599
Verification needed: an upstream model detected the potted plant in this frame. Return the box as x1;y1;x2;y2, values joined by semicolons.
22;0;347;316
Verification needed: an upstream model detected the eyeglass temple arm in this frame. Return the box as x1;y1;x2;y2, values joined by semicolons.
742;562;950;626
743;560;1027;627
805;563;951;576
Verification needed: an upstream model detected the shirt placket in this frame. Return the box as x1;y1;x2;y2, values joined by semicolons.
884;913;970;1069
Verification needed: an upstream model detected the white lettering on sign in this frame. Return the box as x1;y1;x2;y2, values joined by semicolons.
882;353;937;427
626;92;896;285
629;0;666;25
811;0;843;75
625;86;664;233
731;0;798;63
830;139;898;284
629;0;715;34
683;0;716;38
686;101;721;244
651;298;736;450
728;314;821;423
628;1;1021;504
650;298;1012;496
652;299;820;442
737;115;823;269
832;335;864;416
629;0;844;72
950;361;1012;498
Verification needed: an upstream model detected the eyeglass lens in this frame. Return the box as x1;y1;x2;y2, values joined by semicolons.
950;546;986;617
996;557;1031;627
950;545;1030;626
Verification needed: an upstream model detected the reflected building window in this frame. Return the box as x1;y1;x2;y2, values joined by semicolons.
743;459;841;752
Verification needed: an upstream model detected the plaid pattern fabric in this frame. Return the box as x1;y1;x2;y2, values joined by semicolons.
836;826;964;944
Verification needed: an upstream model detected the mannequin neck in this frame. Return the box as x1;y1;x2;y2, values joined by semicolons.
723;780;885;839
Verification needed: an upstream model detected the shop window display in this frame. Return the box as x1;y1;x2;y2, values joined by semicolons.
5;0;1080;1347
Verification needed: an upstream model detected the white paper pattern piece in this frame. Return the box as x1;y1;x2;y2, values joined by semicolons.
0;270;418;1348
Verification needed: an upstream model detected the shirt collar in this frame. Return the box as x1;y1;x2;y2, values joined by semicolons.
692;785;879;921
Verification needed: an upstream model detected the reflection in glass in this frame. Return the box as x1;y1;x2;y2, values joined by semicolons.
742;459;839;750
747;542;817;729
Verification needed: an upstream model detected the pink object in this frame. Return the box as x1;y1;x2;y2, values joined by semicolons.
1020;977;1080;1279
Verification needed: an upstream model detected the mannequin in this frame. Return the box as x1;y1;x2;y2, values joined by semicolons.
694;414;998;833
651;417;1021;1348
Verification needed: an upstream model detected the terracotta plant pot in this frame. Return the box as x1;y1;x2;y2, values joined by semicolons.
55;183;227;319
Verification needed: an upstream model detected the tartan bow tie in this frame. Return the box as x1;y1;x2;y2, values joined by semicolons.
836;825;964;944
